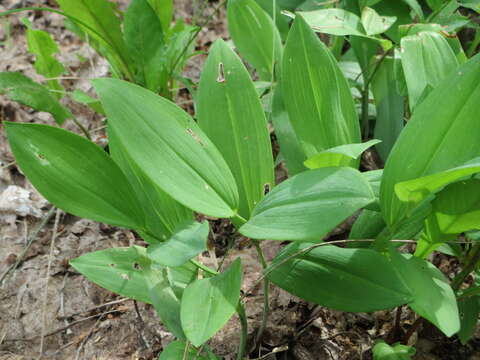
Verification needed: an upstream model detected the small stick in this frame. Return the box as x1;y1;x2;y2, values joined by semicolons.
0;206;56;285
38;209;61;359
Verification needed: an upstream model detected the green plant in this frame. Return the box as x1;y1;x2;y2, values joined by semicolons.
3;0;480;358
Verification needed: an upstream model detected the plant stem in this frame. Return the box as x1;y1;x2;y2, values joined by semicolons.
452;243;480;292
189;259;218;276
360;50;390;139
403;316;423;345
253;241;269;350
237;302;248;360
0;7;134;81
72;117;92;140
168;0;227;81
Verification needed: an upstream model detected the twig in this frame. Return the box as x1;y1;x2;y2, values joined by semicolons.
57;298;129;320
0;206;56;285
74;312;105;360
38;209;61;359
4;309;122;342
241;239;416;299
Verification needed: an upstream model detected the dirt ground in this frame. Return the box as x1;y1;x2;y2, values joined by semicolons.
0;1;479;359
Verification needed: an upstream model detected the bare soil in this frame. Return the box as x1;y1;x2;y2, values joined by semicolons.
1;1;479;359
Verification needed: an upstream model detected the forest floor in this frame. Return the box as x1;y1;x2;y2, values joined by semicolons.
0;1;479;359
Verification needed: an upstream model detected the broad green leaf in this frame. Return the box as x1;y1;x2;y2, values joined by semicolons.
254;0;290;40
395;158;480;205
240;167;375;241
282;16;361;159
458;296;480;344
380;54;480;228
93;78;239;218
71;89;105;114
373;341;415;359
371;57;404;161
414;212;456;258
431;179;480;234
373;1;412;43
147;0;173;31
271;85;306;176
349;210;386;248
402;0;424;20
427;0;448;10
181;259;242;346
0;72;71;124
400;31;459;110
295;8;365;36
391;252;460;336
124;0;164;92
71;246;196;338
108;126;193;242
361;7;397;35
56;0;131;77
268;244;412;312
24;24;64;97
227;0;283;80
143;262;198;339
70;246;153;303
461;0;480;11
5;122;144;229
147;220;209;267
304;139;381;169
429;0;470;32
197;39;274;220
159;341;212;360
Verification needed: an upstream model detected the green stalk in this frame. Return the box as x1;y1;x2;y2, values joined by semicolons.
253;241;269;350
452;243;480;292
236;302;248;360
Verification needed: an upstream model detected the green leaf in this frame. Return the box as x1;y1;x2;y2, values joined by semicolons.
271;85;306;176
159;341;212;360
24;24;64;97
371;57;404;161
254;0;290;40
391;252;460;336
147;0;173;31
0;72;71;124
143;262;197;339
197;39;274;221
458;296;480;344
147;220;209;267
431;179;480;234
108;126;193;242
394;157;480;205
361;7;397;35
5;122;144;229
227;0;283;80
295;8;365;36
349;210;386;248
71;246;196;338
282;16;361;159
181;259;242;346
124;0;165;92
304;139;381;169
401;0;424;20
414;212;457;258
70;246;153;303
240;167;375;241
71;89;105;114
400;31;459;111
372;1;412;43
373;341;415;359
56;0;131;77
269;244;412;312
380;54;480;228
93;78;239;218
